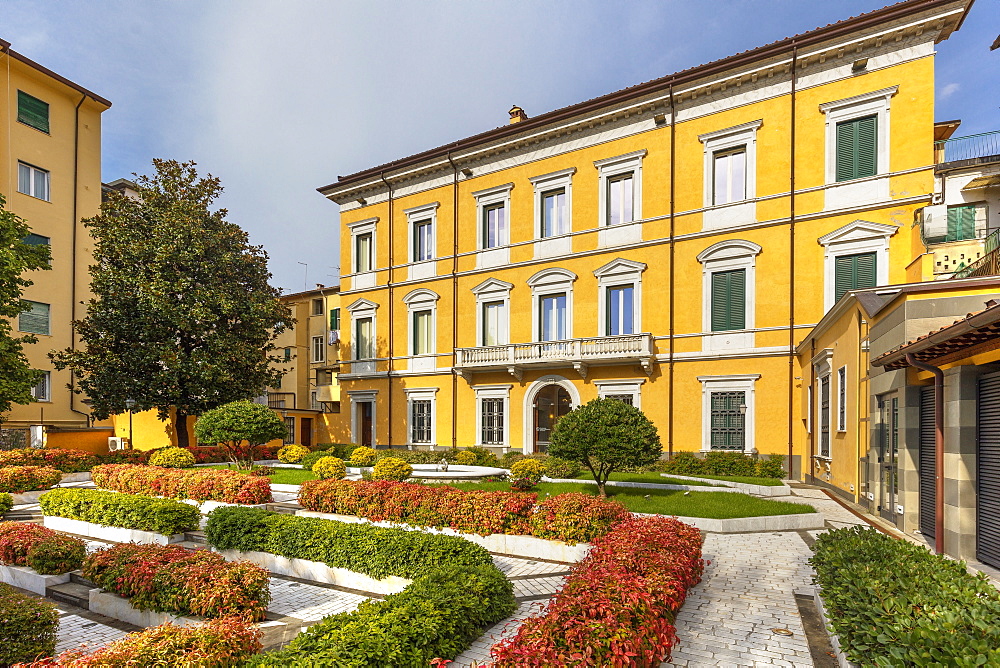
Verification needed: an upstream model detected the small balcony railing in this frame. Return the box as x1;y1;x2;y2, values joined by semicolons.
455;333;654;380
267;392;296;409
935;130;1000;164
953;229;1000;279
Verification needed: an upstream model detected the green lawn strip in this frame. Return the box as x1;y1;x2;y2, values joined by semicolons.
572;471;720;486
200;465;317;486
676;474;786;486
430;481;814;519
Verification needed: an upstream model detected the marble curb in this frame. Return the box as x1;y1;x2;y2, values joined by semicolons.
10;478;94;504
660;474;792;497
0;563;70;596
634;510;825;533
543;477;741;492
42;515;186;545
60;472;92;483
296;510;591;563
214;548;411;595
814;590;860;668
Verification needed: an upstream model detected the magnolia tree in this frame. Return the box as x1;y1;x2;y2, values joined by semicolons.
549;397;661;497
193;400;287;470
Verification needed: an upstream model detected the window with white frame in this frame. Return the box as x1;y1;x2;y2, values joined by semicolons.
475;385;511;448
346;298;378;368
311;335;325;363
18;162;49;202
837;366;847;432
530;168;575;239
696;240;761;350
355;232;373;272
31;371;50;402
818;220;896;311
471;278;513;347
472;184;513;250
812;349;833;459
412;310;432;355
698;120;761;208
528;268;575;343
348;218;377;288
405;387;437;446
594;258;645;337
713;149;746;205
595;379;645;409
595;151;645;228
402;288;439;371
698;374;758;453
404;202;439;272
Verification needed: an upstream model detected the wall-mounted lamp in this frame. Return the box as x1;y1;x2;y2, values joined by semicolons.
738;403;748;416
851;58;868;73
653;113;667;126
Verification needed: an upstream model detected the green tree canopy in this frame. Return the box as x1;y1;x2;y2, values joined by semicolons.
0;194;51;421
548;397;661;497
51;160;291;447
194;400;287;469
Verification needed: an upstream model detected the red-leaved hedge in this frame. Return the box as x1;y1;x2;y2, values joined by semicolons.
0;448;149;473
298;479;631;543
91;464;272;505
0;522;86;575
183;445;281;465
18;616;262;667
0;466;62;494
82;543;270;620
489;515;704;667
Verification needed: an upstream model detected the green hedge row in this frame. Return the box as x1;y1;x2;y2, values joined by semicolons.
811;526;1000;666
0;582;58;666
246;564;515;667
39;488;201;536
205;506;493;581
0;492;12;515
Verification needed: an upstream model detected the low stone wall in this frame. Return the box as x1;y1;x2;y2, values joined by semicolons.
42;515;184;546
659;474;792;497
661;511;825;533
60;472;92;484
542;477;741;493
0;563;70;596
10;489;50;505
296;510;591;562
214;548;411;595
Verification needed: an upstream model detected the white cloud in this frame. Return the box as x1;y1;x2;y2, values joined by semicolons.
938;82;961;100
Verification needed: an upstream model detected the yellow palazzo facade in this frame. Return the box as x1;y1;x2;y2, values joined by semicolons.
320;0;974;479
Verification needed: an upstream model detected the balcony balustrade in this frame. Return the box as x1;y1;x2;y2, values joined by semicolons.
935;130;1000;165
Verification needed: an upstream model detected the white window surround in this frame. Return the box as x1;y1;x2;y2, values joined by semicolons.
697;239;761;352
311;335;325;363
471;278;513;347
697;374;759;454
32;371;51;402
521;376;581;454
806;385;814;434
812;349;834;461
474;384;512;449
820;86;897;210
405;202;439;280
404;387;438;448
348;389;378;447
347;217;378;290
594;378;645;410
595;150;646;247
698;120;762;231
402;288;439;372
346;298;378;374
818;219;896;311
473;183;514;269
527;268;577;342
837;365;847;433
530;168;576;259
593;258;646;337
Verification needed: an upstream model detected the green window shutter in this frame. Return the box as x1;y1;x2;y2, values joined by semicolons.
17;91;50;133
947;205;977;241
835;115;877;182
19;301;50;335
834;252;877;302
835;121;855;182
711;269;745;332
329;308;340;330
855;252;876;291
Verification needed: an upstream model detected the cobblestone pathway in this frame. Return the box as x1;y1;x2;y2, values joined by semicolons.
267;577;369;622
54;609;132;656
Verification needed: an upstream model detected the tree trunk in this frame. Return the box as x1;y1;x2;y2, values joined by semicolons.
176;412;190;449
596;479;608;498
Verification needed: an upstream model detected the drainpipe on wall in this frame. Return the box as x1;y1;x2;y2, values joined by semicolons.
69;93;90;423
446;152;460;450
667;83;676;457
786;44;798;478
905;352;944;554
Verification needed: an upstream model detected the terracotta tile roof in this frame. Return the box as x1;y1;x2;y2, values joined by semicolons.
873;299;1000;369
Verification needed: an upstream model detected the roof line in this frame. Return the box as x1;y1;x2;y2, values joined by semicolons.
0;42;112;108
319;0;971;194
872;300;1000;367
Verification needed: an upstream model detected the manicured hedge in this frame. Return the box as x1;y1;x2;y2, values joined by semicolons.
184;445;281;465
811;526;1000;666
299;479;631;543
247;564;515;667
148;447;196;468
0;466;62;493
38;488;200;536
83;543;270;620
491;516;704;666
0;448;99;473
205;506;493;580
92;464;272;504
0;492;12;515
663;451;785;479
26;616;262;667
0;522;86;575
0;582;58;666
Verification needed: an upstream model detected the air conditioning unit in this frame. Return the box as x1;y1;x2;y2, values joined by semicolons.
108;437;127;451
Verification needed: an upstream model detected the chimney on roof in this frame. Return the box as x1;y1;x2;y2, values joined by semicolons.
509;105;528;124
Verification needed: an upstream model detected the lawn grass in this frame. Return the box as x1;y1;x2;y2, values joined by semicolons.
685;474;786;486
430;481;814;519
572;471;720;487
202;464;317;486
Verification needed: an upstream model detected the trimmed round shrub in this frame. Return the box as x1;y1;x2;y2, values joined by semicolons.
248;466;273;478
0;465;62;493
0;493;11;515
544;456;582;479
371;457;413;481
277;444;310;464
510;458;546;490
464;445;499;466
312;456;346;480
194;400;288;470
148;447;196;469
455;450;477;466
28;534;87;575
0;582;58;665
349;446;378;467
299;450;329;470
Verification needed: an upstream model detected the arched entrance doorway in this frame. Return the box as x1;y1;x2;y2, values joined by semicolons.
532;384;572;452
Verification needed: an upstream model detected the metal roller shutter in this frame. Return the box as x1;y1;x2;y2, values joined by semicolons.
978;373;1000;569
919;386;936;539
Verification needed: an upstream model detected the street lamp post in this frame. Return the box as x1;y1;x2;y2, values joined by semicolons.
125;398;136;449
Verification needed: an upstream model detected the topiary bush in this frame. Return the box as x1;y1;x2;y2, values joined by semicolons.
277;444;309;464
299;450;329;470
0;493;11;515
509;458;546;490
311;456;346;480
371;457;413;481
148;447;196;469
0;522;86;574
0;465;63;493
39;488;201;536
454;450;477;466
194;400;288;470
549;398;661;497
0;582;58;665
349;446;378;467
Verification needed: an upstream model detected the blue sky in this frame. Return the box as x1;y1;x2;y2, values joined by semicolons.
5;0;998;293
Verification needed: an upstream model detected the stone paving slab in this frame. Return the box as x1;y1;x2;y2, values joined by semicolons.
511;575;566;599
491;554;572;578
452;601;547;667
54;610;131;656
267;577;369;622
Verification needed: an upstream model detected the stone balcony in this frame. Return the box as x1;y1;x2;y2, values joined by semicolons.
454;333;654;381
